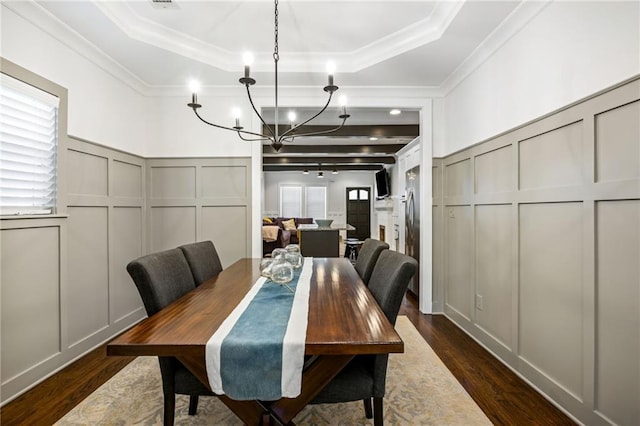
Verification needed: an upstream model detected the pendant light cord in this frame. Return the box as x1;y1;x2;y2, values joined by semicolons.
274;0;279;140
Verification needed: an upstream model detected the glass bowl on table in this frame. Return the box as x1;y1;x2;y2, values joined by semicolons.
260;258;274;278
271;248;287;259
284;244;302;269
269;251;295;293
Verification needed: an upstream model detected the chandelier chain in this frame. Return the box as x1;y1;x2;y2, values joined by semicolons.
273;0;279;62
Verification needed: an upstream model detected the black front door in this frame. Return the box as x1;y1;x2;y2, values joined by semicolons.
346;187;371;241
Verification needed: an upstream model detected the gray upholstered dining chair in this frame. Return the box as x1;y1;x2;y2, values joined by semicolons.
310;250;417;426
354;238;390;285
178;240;223;285
127;248;215;426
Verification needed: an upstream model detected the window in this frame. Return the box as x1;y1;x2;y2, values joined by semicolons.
280;185;302;217
279;184;327;219
306;186;326;219
0;74;59;215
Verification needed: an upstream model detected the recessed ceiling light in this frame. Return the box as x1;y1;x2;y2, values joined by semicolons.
369;137;378;141
389;109;401;115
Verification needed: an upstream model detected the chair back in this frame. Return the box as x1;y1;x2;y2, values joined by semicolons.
179;241;223;285
367;250;417;326
354;238;390;285
126;248;196;316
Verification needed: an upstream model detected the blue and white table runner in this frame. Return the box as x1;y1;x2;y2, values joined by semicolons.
205;258;313;400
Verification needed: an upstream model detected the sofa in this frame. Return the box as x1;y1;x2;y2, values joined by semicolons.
262;217;314;257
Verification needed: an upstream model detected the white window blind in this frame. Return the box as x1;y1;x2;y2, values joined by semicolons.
0;74;59;215
280;186;302;217
306;186;326;220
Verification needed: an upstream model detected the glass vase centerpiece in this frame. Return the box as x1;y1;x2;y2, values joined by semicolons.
269;248;294;292
284;244;302;270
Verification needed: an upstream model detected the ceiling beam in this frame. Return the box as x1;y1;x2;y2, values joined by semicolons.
262;124;419;138
263;164;382;172
262;144;406;155
263;156;395;165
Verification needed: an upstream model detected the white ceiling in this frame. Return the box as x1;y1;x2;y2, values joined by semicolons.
34;0;522;88
13;0;525;154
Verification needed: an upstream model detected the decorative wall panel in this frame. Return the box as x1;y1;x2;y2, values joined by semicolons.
202;165;247;198
445;159;471;199
475;204;512;349
519;202;583;399
202;206;248;267
437;76;640;424
67;206;110;347
112;160;143;198
595;100;640;182
146;158;252;267
519;121;583;190
111;207;144;322
150;166;196;199
445;205;472;319
475;145;513;194
595;200;640;425
150;206;197;252
1;226;60;382
67;149;108;196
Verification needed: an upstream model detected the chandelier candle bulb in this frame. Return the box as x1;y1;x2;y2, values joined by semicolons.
326;62;336;86
188;80;200;106
339;95;348;115
232;108;242;129
243;52;253;78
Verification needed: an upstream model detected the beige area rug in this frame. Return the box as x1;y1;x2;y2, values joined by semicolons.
56;317;491;425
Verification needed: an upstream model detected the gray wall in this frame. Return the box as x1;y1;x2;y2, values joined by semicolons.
434;77;640;425
1;146;253;405
0;60;252;404
146;158;252;268
1;136;147;404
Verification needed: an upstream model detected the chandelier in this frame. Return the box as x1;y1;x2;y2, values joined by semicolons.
187;0;350;152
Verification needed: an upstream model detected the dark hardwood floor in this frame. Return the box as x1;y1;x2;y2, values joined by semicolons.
1;294;574;425
399;293;575;425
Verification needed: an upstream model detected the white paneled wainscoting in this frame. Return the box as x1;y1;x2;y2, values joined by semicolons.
432;77;640;425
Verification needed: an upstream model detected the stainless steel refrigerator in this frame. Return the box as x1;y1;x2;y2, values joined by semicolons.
405;166;420;296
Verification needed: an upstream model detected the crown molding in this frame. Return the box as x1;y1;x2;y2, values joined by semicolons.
349;1;463;72
93;2;239;71
3;1;152;95
439;0;550;96
93;0;463;73
6;0;542;100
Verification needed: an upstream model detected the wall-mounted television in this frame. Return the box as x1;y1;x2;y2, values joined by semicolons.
375;169;390;198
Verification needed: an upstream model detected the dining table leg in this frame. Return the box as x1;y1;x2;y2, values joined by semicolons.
268;354;354;425
177;354;268;425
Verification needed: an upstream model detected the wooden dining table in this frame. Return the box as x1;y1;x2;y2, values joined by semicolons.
107;257;403;425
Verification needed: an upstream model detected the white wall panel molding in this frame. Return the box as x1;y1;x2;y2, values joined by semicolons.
436;76;640;425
